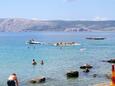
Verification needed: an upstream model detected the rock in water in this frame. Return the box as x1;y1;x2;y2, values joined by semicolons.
29;76;46;84
66;71;79;78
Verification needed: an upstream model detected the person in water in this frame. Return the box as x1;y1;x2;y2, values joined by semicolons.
41;60;44;65
32;59;37;65
7;73;19;86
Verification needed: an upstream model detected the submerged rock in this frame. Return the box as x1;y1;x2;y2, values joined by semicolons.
93;74;97;78
83;68;90;73
66;71;79;78
29;76;46;84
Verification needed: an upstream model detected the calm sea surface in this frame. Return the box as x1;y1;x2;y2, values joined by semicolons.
0;32;115;86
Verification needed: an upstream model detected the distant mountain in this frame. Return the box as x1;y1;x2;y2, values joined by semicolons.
0;18;115;32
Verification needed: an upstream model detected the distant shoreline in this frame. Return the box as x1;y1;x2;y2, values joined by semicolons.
0;18;115;32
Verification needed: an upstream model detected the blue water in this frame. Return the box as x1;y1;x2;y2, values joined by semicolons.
0;32;115;86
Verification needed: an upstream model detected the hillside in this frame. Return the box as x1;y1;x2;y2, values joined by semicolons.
0;18;115;32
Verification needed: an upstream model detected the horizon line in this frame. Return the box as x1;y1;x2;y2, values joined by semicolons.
0;17;115;21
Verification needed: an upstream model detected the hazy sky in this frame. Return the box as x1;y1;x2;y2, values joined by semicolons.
0;0;114;20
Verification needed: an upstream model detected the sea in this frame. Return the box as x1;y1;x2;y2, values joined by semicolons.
0;32;115;86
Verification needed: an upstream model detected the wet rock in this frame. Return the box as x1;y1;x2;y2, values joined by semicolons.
29;76;46;84
66;71;79;78
80;64;93;69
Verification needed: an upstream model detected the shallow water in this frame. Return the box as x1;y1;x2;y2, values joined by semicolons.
0;32;115;86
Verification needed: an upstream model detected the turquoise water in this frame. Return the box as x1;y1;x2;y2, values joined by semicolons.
0;32;115;86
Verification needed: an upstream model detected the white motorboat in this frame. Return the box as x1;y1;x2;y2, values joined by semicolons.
26;39;41;44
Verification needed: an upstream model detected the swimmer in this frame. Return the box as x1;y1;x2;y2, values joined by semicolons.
32;59;37;65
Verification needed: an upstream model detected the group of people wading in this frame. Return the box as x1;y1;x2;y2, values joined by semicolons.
32;59;44;65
